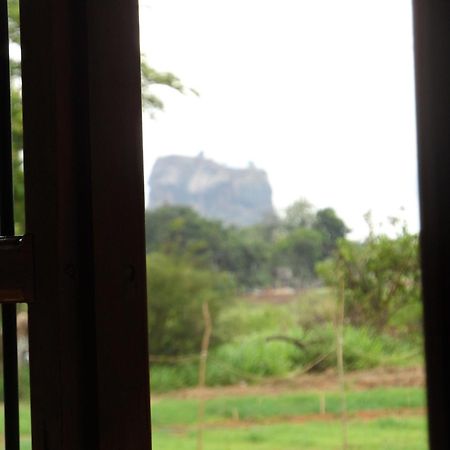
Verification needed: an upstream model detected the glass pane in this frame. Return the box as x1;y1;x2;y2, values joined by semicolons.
140;1;428;449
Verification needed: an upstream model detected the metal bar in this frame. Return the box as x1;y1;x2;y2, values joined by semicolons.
0;0;20;448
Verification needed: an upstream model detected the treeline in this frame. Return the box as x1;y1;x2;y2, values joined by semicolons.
145;199;349;289
145;202;422;360
145;200;349;357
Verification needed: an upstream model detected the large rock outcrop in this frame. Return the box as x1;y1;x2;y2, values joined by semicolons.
148;154;274;226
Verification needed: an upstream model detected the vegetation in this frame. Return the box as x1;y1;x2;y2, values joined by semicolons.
151;418;427;450
146;202;349;290
4;387;428;450
149;297;421;392
145;202;422;386
147;252;235;356
150;387;425;426
317;221;421;334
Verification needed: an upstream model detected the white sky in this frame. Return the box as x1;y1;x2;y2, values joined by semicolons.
138;0;419;239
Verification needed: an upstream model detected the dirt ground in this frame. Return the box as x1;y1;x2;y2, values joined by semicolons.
156;365;425;400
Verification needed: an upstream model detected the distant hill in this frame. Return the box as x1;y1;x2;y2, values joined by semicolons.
148;154;275;226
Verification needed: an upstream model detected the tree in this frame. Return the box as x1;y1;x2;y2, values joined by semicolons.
145;205;228;264
146;252;235;356
145;205;273;288
141;61;198;116
270;201;349;285
283;198;316;230
317;226;421;333
313;208;350;257
274;228;324;283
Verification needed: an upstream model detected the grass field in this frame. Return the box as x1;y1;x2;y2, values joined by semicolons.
151;387;425;426
0;385;428;449
152;418;427;450
150;386;428;449
0;288;428;449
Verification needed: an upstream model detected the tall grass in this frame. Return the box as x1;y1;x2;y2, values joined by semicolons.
149;288;423;392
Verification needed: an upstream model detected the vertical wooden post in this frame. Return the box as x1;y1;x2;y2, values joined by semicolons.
19;0;151;449
197;302;212;450
335;277;348;450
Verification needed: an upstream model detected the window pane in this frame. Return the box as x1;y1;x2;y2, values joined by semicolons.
140;1;428;449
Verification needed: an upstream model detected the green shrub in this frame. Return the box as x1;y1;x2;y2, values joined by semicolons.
206;334;299;385
149;324;421;393
147;252;235;356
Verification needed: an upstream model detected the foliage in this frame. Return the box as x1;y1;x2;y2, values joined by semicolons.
317;226;421;333
146;206;273;288
150;324;419;392
147;252;235;356
275;204;349;284
11;87;25;232
313;207;350;257
273;228;324;282
146;206;223;261
149;291;421;392
141;60;198;115
146;203;349;289
283;198;316;230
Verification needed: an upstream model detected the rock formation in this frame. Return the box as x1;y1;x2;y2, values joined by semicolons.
148;154;274;226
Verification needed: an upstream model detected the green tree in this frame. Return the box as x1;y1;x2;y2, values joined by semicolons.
147;252;235;356
146;205;273;288
141;61;198;116
274;228;324;283
317;226;421;333
283;198;316;230
313;208;350;257
145;205;227;264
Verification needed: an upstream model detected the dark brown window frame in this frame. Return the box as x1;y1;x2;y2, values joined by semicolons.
413;0;450;448
19;0;151;449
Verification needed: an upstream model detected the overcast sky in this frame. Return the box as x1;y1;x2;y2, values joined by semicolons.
138;0;419;239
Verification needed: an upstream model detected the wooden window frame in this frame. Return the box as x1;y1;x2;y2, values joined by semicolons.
413;0;450;448
19;1;151;449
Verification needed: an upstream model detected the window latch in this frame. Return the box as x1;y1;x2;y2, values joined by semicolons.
0;235;35;303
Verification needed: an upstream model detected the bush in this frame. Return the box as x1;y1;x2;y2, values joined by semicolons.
147;253;235;356
316;229;421;333
149;324;420;393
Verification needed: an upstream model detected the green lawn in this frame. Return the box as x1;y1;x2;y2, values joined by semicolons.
0;419;429;450
0;387;428;449
151;387;426;426
150;387;428;449
152;418;428;450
